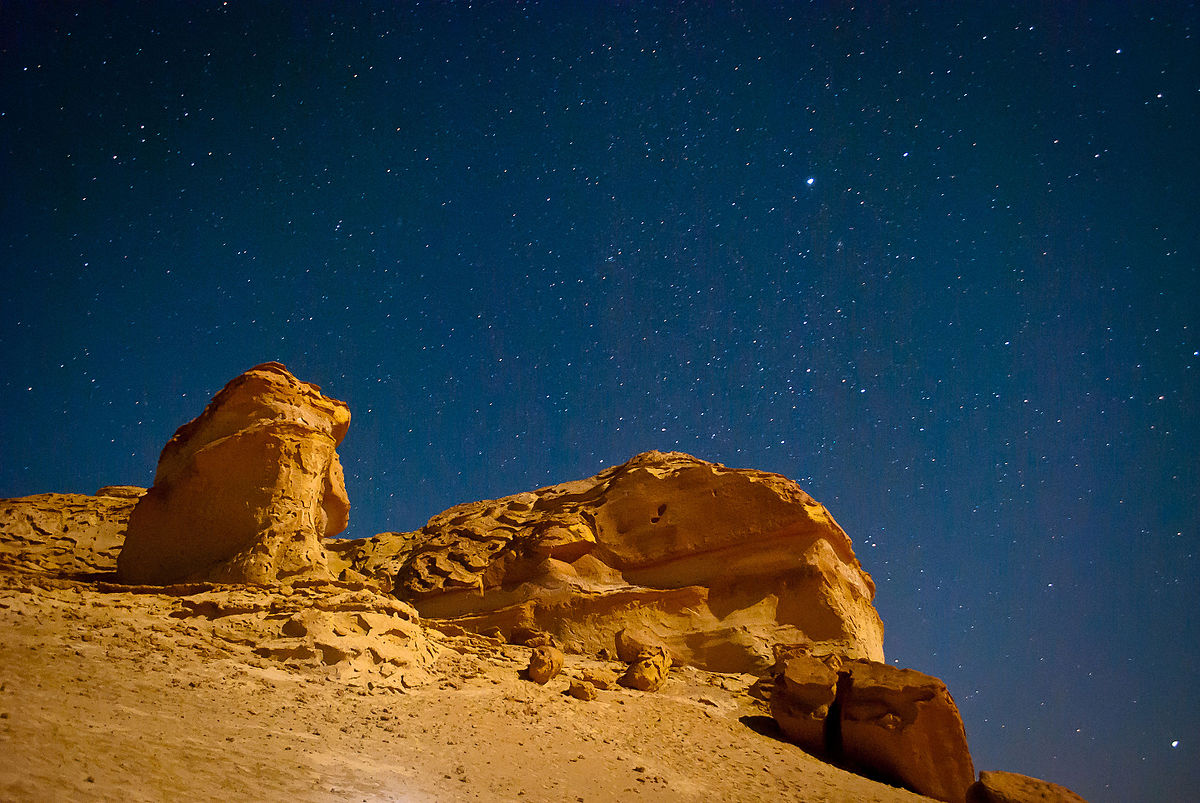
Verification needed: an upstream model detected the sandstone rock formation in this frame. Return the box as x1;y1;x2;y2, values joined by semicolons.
2;427;1090;800
0;489;144;577
118;362;350;585
328;450;883;673
771;654;976;803
967;771;1090;803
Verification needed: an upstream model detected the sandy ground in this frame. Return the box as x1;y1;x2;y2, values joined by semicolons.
0;572;933;802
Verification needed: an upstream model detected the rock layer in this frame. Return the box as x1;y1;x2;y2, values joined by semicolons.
329;450;883;673
118;362;350;585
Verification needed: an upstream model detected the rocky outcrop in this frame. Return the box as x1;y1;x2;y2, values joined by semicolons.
329;451;883;673
771;655;975;803
0;489;144;577
967;771;1089;803
118;363;350;586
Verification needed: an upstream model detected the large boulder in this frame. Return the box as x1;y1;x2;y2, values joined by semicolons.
117;362;350;585
836;660;975;803
967;771;1089;803
769;651;840;756
771;656;975;803
328;451;883;673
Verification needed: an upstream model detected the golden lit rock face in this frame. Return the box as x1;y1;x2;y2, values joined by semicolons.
331;450;885;673
117;362;350;585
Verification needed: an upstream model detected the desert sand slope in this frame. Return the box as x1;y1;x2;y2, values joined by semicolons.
0;568;934;802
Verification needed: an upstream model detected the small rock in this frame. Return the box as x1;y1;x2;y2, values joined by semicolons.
526;645;564;684
567;679;597;701
580;668;617;690
618;646;671;692
615;628;669;663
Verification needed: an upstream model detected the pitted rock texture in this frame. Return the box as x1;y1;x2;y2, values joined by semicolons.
170;581;439;689
526;645;565;684
329;450;884;673
0;490;144;576
118;362;350;585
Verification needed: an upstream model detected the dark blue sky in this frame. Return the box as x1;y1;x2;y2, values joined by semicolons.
3;3;1197;799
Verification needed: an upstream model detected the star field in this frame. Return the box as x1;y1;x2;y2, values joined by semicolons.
2;3;1198;799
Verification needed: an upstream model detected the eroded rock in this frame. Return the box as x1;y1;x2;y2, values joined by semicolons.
769;652;840;756
618;646;672;692
526;645;564;684
967;770;1090;803
0;491;144;576
837;660;975;803
118;362;350;585
770;656;975;803
171;582;439;688
331;451;883;673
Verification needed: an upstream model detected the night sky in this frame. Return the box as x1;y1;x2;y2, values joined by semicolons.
3;3;1197;799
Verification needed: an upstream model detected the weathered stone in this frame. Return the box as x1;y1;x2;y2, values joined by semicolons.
95;486;147;499
330;451;883;673
967;770;1090;803
567;679;597;701
580;668;618;691
769;653;840;756
618;646;672;692
526;645;564;684
0;491;143;576
118;362;350;585
615;627;672;663
838;659;975;803
170;583;438;688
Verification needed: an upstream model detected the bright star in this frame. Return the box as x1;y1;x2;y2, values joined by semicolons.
806;177;814;186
